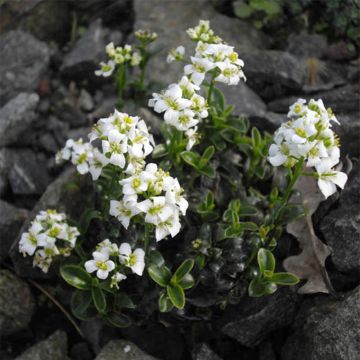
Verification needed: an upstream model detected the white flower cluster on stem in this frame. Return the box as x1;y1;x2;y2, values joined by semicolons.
85;239;145;285
19;210;80;273
56;110;155;179
268;99;348;199
148;20;245;150
110;163;188;241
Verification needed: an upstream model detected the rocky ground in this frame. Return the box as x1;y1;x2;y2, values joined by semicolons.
0;1;359;359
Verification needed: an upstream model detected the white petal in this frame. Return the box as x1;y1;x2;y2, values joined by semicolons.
97;269;109;279
119;243;132;256
85;260;97;273
331;172;347;189
318;179;336;199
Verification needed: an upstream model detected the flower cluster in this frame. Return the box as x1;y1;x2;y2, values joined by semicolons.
85;239;145;286
56;110;155;180
134;29;158;44
268;98;347;199
19;210;80;273
149;20;245;150
110;163;188;241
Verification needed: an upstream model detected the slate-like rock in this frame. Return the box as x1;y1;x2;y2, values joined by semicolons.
0;30;50;106
192;343;222;360
133;0;269;85
15;330;69;360
0;270;35;336
319;163;360;273
95;340;159;360
8;150;49;195
0;200;28;261
61;19;109;79
0;93;39;146
9;168;94;278
281;287;360;360
217;288;300;347
286;33;328;59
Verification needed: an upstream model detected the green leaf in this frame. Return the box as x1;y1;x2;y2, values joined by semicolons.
271;272;300;286
278;204;305;225
198;164;216;178
257;248;275;275
251;127;262;149
71;290;92;319
239;222;259;231
60;265;92;290
178;273;195;290
114;293;135;311
250;0;281;15
152;143;168;158
249;277;277;297
181;151;201;168
158;293;174;312
79;209;102;234
239;205;258;217
91;286;107;313
234;2;254;18
148;250;165;267
148;265;172;287
167;283;185;309
173;259;194;282
212;87;226;110
201;145;215;163
105;312;131;328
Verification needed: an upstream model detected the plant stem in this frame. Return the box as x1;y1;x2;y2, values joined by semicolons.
207;75;215;105
282;158;304;206
144;223;150;255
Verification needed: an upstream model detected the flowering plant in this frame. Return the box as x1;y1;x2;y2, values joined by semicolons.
19;20;347;327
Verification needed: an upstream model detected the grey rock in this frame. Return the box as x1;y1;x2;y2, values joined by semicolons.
192;343;222;360
319;163;360;273
39;133;58;153
134;0;269;85
0;31;50;106
259;342;276;360
281;287;360;360
0;148;12;195
0;93;39;146
0;200;28;261
333;113;360;157
61;19;109;79
287;33;328;59
326;41;357;61
239;50;305;91
138;107;162;136
15;330;69;360
66;127;92;142
8;150;49;195
0;270;35;336
78;89;94;112
10;168;94;278
95;340;159;360
69;342;93;360
217;288;299;347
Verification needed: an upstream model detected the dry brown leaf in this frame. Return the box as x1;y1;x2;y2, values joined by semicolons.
283;175;333;294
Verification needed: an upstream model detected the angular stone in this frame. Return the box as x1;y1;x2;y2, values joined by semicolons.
0;200;28;261
0;270;35;336
319;163;360;273
95;340;159;360
192;343;222;360
333;113;360;157
9;168;94;278
0;93;39;146
61;19;109;79
217;288;299;347
281;287;360;360
15;330;69;360
134;0;269;85
0;31;50;106
286;33;327;59
8;150;49;195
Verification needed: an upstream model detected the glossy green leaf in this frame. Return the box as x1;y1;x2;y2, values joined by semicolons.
148;250;165;267
173;259;194;282
79;209;102;234
91;286;106;313
257;248;275;275
198;164;216;178
251;127;262;148
114;293;135;310
167;283;185;309
249;277;277;297
60;265;92;290
181;151;201;168
148;265;172;287
71;290;92;319
158;293;174;312
152;143;168;158
105;312;131;328
178;273;195;290
271;272;300;285
201;146;215;163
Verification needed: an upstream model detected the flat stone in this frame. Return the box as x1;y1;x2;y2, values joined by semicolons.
15;330;69;360
0;93;39;146
8;150;49;195
61;19;109;79
281;287;360;360
95;340;159;360
0;200;28;261
0;270;35;336
0;30;50;106
216;288;300;347
9;168;94;278
192;343;222;360
319;163;360;273
286;33;328;59
134;0;269;85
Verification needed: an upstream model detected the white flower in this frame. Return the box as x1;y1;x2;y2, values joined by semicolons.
85;251;115;280
167;46;185;63
155;212;181;241
215;60;244;86
315;160;348;199
89;148;110;181
178;76;199;99
101;129;127;168
190;94;208;118
167;108;198;131
96;239;119;256
184;56;215;85
136;196;175;226
185;126;199;150
148;84;192;123
109;200;140;229
131;52;142;67
288;98;307;118
19;221;45;256
119;243;145;276
70;139;93;175
95;60;116;77
163;177;188;215
110;272;127;289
